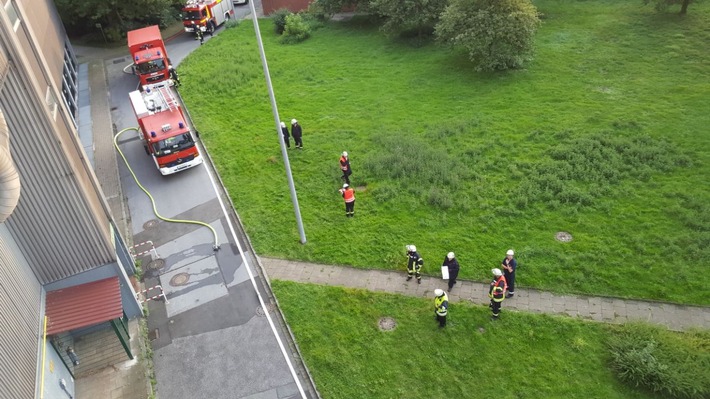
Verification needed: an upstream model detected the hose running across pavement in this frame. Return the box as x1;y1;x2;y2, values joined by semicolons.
114;127;220;250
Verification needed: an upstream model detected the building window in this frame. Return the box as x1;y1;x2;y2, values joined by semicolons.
4;1;21;31
61;42;78;125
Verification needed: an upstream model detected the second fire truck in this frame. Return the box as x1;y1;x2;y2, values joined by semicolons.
182;0;234;36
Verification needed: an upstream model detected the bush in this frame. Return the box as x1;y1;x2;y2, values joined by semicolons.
435;0;541;71
272;8;293;35
608;323;710;399
281;14;312;44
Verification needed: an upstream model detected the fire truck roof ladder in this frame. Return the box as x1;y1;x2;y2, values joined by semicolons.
158;86;178;112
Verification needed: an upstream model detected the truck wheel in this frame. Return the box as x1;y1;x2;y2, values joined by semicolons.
207;21;215;35
144;145;150;155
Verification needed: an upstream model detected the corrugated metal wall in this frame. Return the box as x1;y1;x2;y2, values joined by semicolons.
1;66;114;283
0;224;42;399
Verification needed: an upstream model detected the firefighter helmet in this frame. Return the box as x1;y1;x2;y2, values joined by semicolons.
409;245;416;252
343;184;349;189
342;151;348;157
447;252;455;260
506;249;514;256
434;289;444;297
280;121;286;128
492;268;503;277
291;119;298;124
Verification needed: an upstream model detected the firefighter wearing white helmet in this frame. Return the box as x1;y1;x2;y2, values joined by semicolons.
338;183;355;217
502;249;517;298
291;119;302;149
489;268;508;319
434;288;449;328
280;121;291;149
339;151;352;185
442;252;460;292
405;245;423;284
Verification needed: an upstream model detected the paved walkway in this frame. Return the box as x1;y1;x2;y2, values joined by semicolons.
260;258;710;332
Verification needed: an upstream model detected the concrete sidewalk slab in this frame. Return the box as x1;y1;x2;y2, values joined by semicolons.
259;257;710;332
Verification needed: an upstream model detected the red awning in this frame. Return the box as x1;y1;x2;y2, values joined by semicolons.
45;277;124;335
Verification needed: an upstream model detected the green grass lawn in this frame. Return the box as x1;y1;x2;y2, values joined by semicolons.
272;281;670;399
179;0;710;305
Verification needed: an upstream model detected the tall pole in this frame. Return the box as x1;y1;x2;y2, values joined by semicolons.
246;3;306;244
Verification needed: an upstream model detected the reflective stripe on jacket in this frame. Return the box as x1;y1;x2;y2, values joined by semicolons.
489;276;507;302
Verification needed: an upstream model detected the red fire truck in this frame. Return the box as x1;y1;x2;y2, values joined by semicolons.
182;0;234;35
129;85;203;175
127;26;170;86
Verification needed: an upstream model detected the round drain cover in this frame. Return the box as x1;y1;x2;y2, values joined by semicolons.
147;259;165;271
378;317;397;331
143;219;159;230
555;231;573;242
169;272;190;287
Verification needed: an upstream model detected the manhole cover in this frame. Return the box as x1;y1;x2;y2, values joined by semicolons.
147;259;165;270
143;219;159;230
169;273;190;287
555;231;573;242
256;304;276;317
378;317;397;331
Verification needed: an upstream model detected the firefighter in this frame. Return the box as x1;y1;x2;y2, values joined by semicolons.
168;65;180;87
339;183;355;217
339;151;352;185
291;119;303;149
489;268;507;319
405;245;423;284
195;26;204;45
502;249;517;298
434;289;449;328
443;252;459;292
280;122;290;149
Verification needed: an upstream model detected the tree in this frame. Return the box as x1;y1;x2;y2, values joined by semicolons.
54;0;181;40
643;0;693;15
311;0;371;16
369;0;448;37
435;0;540;71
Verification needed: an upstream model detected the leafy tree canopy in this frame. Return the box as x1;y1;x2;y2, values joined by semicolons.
369;0;448;37
55;0;182;41
435;0;541;71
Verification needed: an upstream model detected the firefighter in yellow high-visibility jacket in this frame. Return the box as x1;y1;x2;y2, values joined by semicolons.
434;289;449;328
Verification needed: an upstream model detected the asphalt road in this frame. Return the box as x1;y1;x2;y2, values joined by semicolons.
107;7;316;398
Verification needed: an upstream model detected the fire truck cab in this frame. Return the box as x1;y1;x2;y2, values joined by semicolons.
127;26;170;86
129;85;203;175
182;0;234;35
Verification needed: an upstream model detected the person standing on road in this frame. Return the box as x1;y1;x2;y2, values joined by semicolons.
291;119;303;149
339;184;355;217
280;122;291;149
502;249;517;298
405;245;423;284
434;289;449;328
489;268;507;320
443;252;459;292
340;151;352;185
168;65;180;87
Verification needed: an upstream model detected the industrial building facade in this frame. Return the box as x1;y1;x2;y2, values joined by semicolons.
0;1;141;398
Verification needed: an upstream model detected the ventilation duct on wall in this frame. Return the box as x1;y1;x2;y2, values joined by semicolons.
0;109;20;223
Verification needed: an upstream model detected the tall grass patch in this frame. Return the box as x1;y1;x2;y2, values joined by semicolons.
608;322;710;399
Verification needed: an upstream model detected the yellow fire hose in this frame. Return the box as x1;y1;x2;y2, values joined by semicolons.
113;127;220;250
